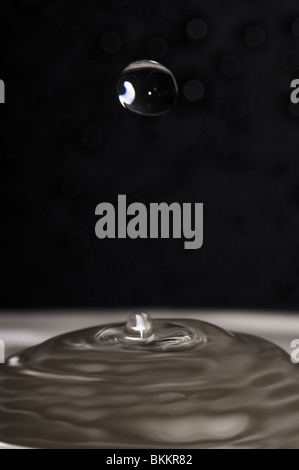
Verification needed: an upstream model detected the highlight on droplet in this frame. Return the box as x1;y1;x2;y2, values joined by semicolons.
118;81;136;108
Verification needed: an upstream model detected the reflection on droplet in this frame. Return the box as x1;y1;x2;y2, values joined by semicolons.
119;81;136;108
117;60;178;116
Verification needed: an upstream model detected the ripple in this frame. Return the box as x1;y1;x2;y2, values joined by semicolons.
0;316;299;448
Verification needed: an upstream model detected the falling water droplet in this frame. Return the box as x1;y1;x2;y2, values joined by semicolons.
117;60;178;116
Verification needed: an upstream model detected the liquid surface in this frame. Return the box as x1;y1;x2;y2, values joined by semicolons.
0;314;299;449
117;60;178;116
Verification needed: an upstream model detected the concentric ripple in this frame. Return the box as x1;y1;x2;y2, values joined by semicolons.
0;314;299;449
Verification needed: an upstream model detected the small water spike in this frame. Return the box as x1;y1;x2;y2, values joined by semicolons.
95;312;206;351
123;312;154;341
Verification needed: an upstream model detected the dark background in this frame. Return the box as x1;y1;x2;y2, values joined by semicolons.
1;0;299;311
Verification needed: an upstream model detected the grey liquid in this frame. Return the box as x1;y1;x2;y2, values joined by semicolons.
0;313;299;449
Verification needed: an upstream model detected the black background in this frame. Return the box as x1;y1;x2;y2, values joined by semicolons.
1;0;299;311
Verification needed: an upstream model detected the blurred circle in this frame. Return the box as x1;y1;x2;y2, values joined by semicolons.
184;80;205;101
62;175;85;196
220;55;241;77
147;37;168;58
100;32;122;53
68;231;90;253
225;99;246;119
57;114;79;135
82;126;103;147
292;18;299;37
283;277;299;299
282;51;299;71
244;26;266;47
223;147;245;168
186;18;208;40
81;60;102;80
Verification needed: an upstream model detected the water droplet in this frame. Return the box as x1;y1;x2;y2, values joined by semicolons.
117;60;178;116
